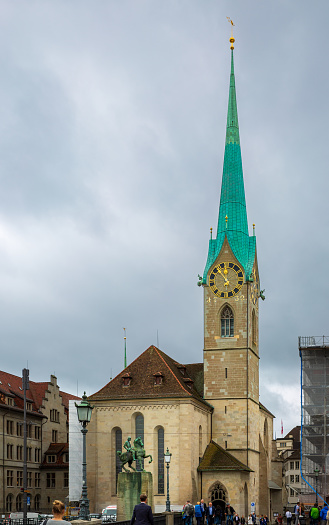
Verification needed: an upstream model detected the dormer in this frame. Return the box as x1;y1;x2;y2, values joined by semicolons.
183;377;194;389
153;372;164;386
177;365;187;377
122;372;132;387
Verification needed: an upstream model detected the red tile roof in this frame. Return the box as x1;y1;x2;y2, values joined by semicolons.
90;345;209;406
0;370;79;417
41;443;69;468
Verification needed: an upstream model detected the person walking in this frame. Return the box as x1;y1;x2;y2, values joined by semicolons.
183;501;194;525
195;502;203;525
248;516;253;525
310;504;320;525
214;506;222;525
130;494;154;525
294;503;300;525
206;502;215;525
286;510;292;525
201;500;207;525
320;504;328;525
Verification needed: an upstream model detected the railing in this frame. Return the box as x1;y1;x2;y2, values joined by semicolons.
298;336;329;349
173;513;183;525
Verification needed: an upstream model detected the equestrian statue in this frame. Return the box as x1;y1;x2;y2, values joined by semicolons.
117;436;152;472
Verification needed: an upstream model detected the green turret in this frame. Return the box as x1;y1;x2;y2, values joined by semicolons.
203;45;256;283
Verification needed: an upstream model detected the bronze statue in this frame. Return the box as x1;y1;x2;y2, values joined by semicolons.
117;436;152;472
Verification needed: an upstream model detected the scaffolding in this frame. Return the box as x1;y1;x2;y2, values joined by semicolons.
299;336;329;504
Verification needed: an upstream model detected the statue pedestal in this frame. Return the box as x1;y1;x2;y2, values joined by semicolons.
117;471;153;521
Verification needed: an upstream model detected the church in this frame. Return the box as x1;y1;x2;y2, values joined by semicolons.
86;36;283;519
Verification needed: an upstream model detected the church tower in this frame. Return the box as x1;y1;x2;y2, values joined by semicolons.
202;35;261;478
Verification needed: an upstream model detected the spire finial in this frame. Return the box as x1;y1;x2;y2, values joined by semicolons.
210;227;213;240
225;215;228;229
227;17;235;49
253;223;255;236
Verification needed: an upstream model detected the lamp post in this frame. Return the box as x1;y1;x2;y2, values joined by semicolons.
75;392;94;521
314;467;319;505
164;447;172;512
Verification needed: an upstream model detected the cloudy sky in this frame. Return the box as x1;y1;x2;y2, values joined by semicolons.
0;0;327;437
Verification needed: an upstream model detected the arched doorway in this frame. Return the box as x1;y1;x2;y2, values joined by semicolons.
208;482;228;515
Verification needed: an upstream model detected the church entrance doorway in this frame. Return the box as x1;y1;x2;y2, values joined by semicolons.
209;482;227;516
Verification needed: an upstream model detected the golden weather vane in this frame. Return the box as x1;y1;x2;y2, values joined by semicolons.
226;17;235;49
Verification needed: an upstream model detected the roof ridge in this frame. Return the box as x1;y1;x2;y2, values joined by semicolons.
155;348;192;397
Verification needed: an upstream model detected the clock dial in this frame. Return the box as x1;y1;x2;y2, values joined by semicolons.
250;268;259;305
209;262;244;298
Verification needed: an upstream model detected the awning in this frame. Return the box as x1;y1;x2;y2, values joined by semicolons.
268;480;281;490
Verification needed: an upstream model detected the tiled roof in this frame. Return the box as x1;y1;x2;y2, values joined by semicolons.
90;345;210;407
283;426;301;442
41;443;69;469
198;440;252;472
285;449;300;461
0;370;79;417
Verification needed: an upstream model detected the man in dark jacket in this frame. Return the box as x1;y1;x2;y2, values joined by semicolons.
130;494;154;525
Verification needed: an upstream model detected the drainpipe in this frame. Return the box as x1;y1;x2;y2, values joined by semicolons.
2;411;6;515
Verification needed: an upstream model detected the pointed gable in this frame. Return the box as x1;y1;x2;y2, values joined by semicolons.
89;345;208;406
198;440;252;472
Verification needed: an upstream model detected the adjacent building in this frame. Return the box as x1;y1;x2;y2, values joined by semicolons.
0;371;79;515
86;36;283;519
276;426;301;509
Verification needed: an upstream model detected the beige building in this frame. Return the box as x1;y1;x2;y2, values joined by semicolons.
276;427;301;510
87;40;283;519
0;371;79;515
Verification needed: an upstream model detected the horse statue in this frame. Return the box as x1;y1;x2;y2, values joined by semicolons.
117;436;152;472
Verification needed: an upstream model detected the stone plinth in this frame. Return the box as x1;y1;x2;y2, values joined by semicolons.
117;471;153;521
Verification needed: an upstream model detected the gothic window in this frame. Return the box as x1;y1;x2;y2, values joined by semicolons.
135;414;144;471
252;310;256;344
209;482;227;504
157;427;164;494
199;426;202;457
115;428;122;493
221;306;234;337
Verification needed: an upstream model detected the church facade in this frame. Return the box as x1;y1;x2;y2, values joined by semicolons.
86;38;283;519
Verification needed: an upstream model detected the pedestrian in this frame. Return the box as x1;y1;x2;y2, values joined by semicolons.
251;514;256;525
286;510;292;525
130;494;154;525
201;500;207;525
241;517;245;525
195;502;203;525
310;504;320;525
45;500;66;524
183;501;194;525
277;515;283;525
214;506;222;525
320;504;328;525
294;503;300;525
207;502;215;525
248;516;253;525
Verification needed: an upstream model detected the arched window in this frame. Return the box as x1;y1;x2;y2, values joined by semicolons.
34;495;40;512
135;414;144;471
199;426;203;457
115;428;122;491
252;310;256;344
6;494;13;513
158;427;164;494
16;493;22;511
221;306;234;337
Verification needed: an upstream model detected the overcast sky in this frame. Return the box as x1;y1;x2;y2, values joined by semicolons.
0;0;327;437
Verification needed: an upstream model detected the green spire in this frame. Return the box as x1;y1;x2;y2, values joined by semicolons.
203;48;255;283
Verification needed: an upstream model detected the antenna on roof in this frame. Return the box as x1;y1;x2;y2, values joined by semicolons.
123;328;127;368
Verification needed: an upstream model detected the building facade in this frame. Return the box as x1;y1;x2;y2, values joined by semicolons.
0;371;79;515
86;37;283;519
276;427;301;510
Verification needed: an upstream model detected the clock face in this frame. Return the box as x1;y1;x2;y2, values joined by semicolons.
209;262;244;298
250;268;259;305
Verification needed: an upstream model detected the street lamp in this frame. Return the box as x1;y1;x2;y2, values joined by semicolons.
314;467;320;505
164;447;172;512
75;392;94;521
